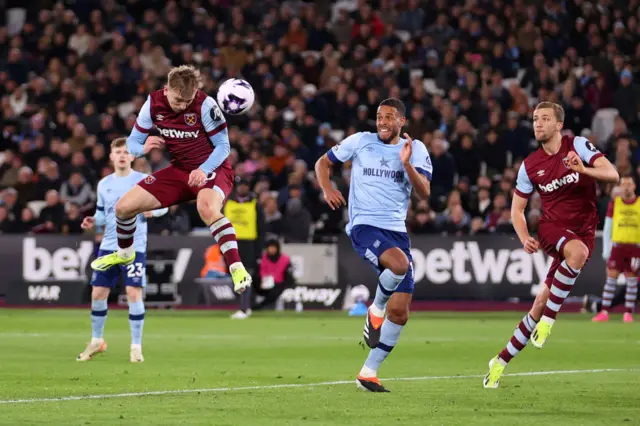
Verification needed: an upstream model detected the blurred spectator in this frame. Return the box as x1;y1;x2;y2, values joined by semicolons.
36;190;65;233
430;138;456;205
486;193;509;232
470;217;488;235
15;207;37;233
251;238;296;311
411;207;437;234
1;187;20;220
0;204;14;233
61;203;83;235
613;70;640;129
282;185;312;243
14;166;36;205
37;159;63;200
263;194;283;238
441;205;471;236
60;170;95;209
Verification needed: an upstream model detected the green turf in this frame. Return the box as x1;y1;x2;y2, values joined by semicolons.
0;309;638;425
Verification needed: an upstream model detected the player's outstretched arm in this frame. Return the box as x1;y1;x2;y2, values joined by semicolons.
511;194;539;254
315;154;346;210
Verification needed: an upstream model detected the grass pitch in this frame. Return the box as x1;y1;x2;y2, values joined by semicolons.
0;309;638;425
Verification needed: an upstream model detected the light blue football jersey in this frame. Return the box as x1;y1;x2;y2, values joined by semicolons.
95;171;167;253
327;132;433;234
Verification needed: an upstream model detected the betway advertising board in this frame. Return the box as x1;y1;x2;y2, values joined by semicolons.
1;234;607;305
339;235;607;301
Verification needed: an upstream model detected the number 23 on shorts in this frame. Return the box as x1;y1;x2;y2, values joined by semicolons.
126;262;145;278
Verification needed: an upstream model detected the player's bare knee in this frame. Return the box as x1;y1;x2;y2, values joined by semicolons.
126;286;142;303
387;306;409;325
391;260;409;276
565;243;588;269
92;287;109;301
115;198;135;219
197;197;219;223
197;190;224;224
386;252;409;276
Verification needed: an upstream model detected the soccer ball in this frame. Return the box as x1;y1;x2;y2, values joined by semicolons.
216;78;255;115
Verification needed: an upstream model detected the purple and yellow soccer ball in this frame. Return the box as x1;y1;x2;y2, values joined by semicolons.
216;78;255;115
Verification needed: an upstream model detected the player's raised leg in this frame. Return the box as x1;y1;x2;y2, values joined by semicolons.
593;269;618;322
358;289;411;392
91;186;161;271
364;247;407;349
532;239;588;348
77;277;110;361
198;187;252;294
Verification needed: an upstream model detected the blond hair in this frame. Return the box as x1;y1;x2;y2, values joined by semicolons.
110;137;127;149
535;102;565;122
167;65;203;96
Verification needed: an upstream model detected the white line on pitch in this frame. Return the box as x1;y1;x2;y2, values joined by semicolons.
0;368;636;405
0;332;635;345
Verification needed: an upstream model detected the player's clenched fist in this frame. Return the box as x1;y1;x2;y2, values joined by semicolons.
565;151;585;174
188;169;207;187
81;216;95;230
143;136;165;154
522;236;539;254
323;187;346;210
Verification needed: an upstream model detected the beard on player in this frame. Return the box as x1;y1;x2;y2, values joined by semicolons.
533;123;556;145
377;124;399;144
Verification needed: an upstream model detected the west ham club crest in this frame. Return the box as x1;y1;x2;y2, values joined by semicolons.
184;113;198;126
144;175;156;184
562;157;571;169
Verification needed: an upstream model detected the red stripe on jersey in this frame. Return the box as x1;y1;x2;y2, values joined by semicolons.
135;122;151;134
206;122;228;138
514;188;531;199
588;152;603;166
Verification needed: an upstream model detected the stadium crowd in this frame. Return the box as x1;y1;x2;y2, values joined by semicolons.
1;0;639;240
